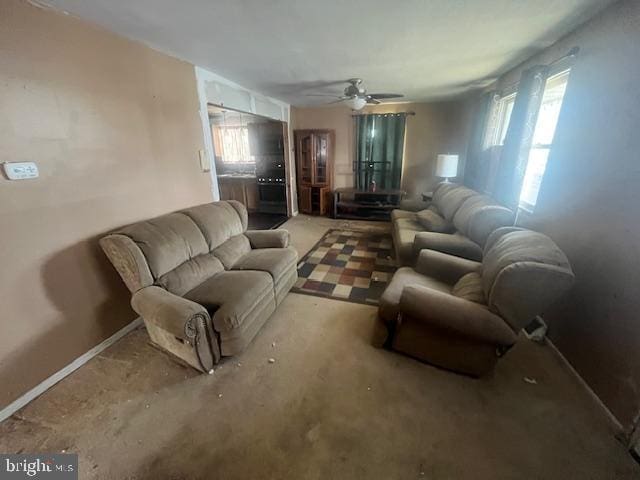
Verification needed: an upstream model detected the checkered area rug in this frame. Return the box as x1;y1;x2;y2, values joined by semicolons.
292;229;397;305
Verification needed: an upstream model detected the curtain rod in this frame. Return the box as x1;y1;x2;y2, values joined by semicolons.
497;46;579;94
351;111;415;117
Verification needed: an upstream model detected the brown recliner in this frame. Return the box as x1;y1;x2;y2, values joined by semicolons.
100;200;297;373
379;227;574;376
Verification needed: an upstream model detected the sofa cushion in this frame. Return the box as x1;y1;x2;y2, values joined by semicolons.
117;212;208;279
435;185;476;221
181;202;246;251
232;247;298;284
452;195;492;235
213;234;252;269
451;272;485;304
416;209;453;233
390;209;417;222
379;266;451;322
184;270;274;332
481;230;574;331
156;253;225;296
466;206;514;247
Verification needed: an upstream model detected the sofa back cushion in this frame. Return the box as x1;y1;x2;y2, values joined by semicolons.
100;201;249;295
181;201;247;251
453;195;514;247
117;212;209;279
466;206;514;247
435;185;476;221
452;195;492;234
481;229;574;332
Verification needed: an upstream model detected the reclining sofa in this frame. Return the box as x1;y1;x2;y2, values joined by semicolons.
379;227;574;376
391;183;514;266
100;200;297;373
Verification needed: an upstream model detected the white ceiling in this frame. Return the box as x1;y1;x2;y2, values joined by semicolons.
37;0;614;106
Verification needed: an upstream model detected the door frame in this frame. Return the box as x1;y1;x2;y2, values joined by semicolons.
206;102;295;217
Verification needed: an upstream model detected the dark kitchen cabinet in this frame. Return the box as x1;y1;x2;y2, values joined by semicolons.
294;130;334;216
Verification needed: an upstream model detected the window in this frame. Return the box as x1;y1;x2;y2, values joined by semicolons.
484;92;516;148
214;126;251;164
519;69;570;211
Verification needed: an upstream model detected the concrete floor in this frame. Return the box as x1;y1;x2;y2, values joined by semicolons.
1;215;637;479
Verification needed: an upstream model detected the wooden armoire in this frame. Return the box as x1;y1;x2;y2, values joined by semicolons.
294;129;334;215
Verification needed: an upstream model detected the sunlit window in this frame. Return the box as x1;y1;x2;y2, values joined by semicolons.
519;69;570;211
484;92;516;148
212;126;251;164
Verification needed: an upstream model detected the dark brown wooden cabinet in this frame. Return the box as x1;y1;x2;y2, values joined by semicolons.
294;129;334;215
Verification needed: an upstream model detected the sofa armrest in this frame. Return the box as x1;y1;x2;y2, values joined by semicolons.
131;286;210;342
413;231;483;261
244;229;290;249
398;285;517;346
414;249;481;283
131;286;219;371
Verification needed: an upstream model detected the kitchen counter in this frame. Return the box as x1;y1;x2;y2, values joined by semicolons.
217;173;256;179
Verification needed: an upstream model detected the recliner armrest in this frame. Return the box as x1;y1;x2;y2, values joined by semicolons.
413;231;483;261
244;229;290;249
131;286;211;342
414;249;481;283
131;286;219;371
398;285;517;346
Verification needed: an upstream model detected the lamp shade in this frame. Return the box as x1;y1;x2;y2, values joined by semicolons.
435;154;458;178
348;97;367;110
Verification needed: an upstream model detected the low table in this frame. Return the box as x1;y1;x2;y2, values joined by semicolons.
333;188;404;221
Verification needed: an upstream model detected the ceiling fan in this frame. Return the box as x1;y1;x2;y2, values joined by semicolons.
307;78;403;110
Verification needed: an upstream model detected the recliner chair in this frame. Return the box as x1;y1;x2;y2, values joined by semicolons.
378;227;575;376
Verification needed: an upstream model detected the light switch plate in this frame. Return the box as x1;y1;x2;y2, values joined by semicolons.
2;162;39;180
199;150;211;172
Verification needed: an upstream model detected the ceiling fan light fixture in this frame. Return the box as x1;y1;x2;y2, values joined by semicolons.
348;96;367;110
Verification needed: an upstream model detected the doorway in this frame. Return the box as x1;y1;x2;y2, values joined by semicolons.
208;104;290;229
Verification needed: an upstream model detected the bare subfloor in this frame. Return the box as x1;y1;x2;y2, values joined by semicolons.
0;215;637;479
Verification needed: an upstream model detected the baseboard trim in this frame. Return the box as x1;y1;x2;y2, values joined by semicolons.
0;318;143;423
545;337;623;432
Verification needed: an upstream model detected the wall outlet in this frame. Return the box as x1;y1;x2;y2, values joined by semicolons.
2;162;39;180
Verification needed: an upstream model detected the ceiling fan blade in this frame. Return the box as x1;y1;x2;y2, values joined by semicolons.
367;93;404;100
365;97;381;105
305;93;343;98
327;97;348;104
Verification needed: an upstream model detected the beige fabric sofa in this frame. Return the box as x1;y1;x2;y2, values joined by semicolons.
391;183;513;266
100;200;297;373
379;227;574;376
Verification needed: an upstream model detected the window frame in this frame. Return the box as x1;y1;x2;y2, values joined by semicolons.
518;68;571;212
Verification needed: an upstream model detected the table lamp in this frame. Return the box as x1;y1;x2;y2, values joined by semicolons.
435;154;458;182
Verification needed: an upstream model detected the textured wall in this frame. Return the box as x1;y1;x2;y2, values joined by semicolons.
496;0;640;427
0;0;213;409
291;100;473;195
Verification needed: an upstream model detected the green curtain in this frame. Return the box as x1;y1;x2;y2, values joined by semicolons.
494;65;549;208
355;113;406;190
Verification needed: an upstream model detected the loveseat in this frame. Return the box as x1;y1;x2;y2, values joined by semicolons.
100;200;297;373
379;227;574;376
391;183;513;265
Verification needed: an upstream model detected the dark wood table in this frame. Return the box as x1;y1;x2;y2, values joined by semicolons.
333;188;404;221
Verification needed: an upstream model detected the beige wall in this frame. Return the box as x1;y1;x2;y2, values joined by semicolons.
291;100;473;195
493;0;640;427
0;0;213;410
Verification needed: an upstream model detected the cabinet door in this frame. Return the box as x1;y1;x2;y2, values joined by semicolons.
298;185;312;213
219;179;232;200
245;181;259;211
313;133;329;185
297;132;313;185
